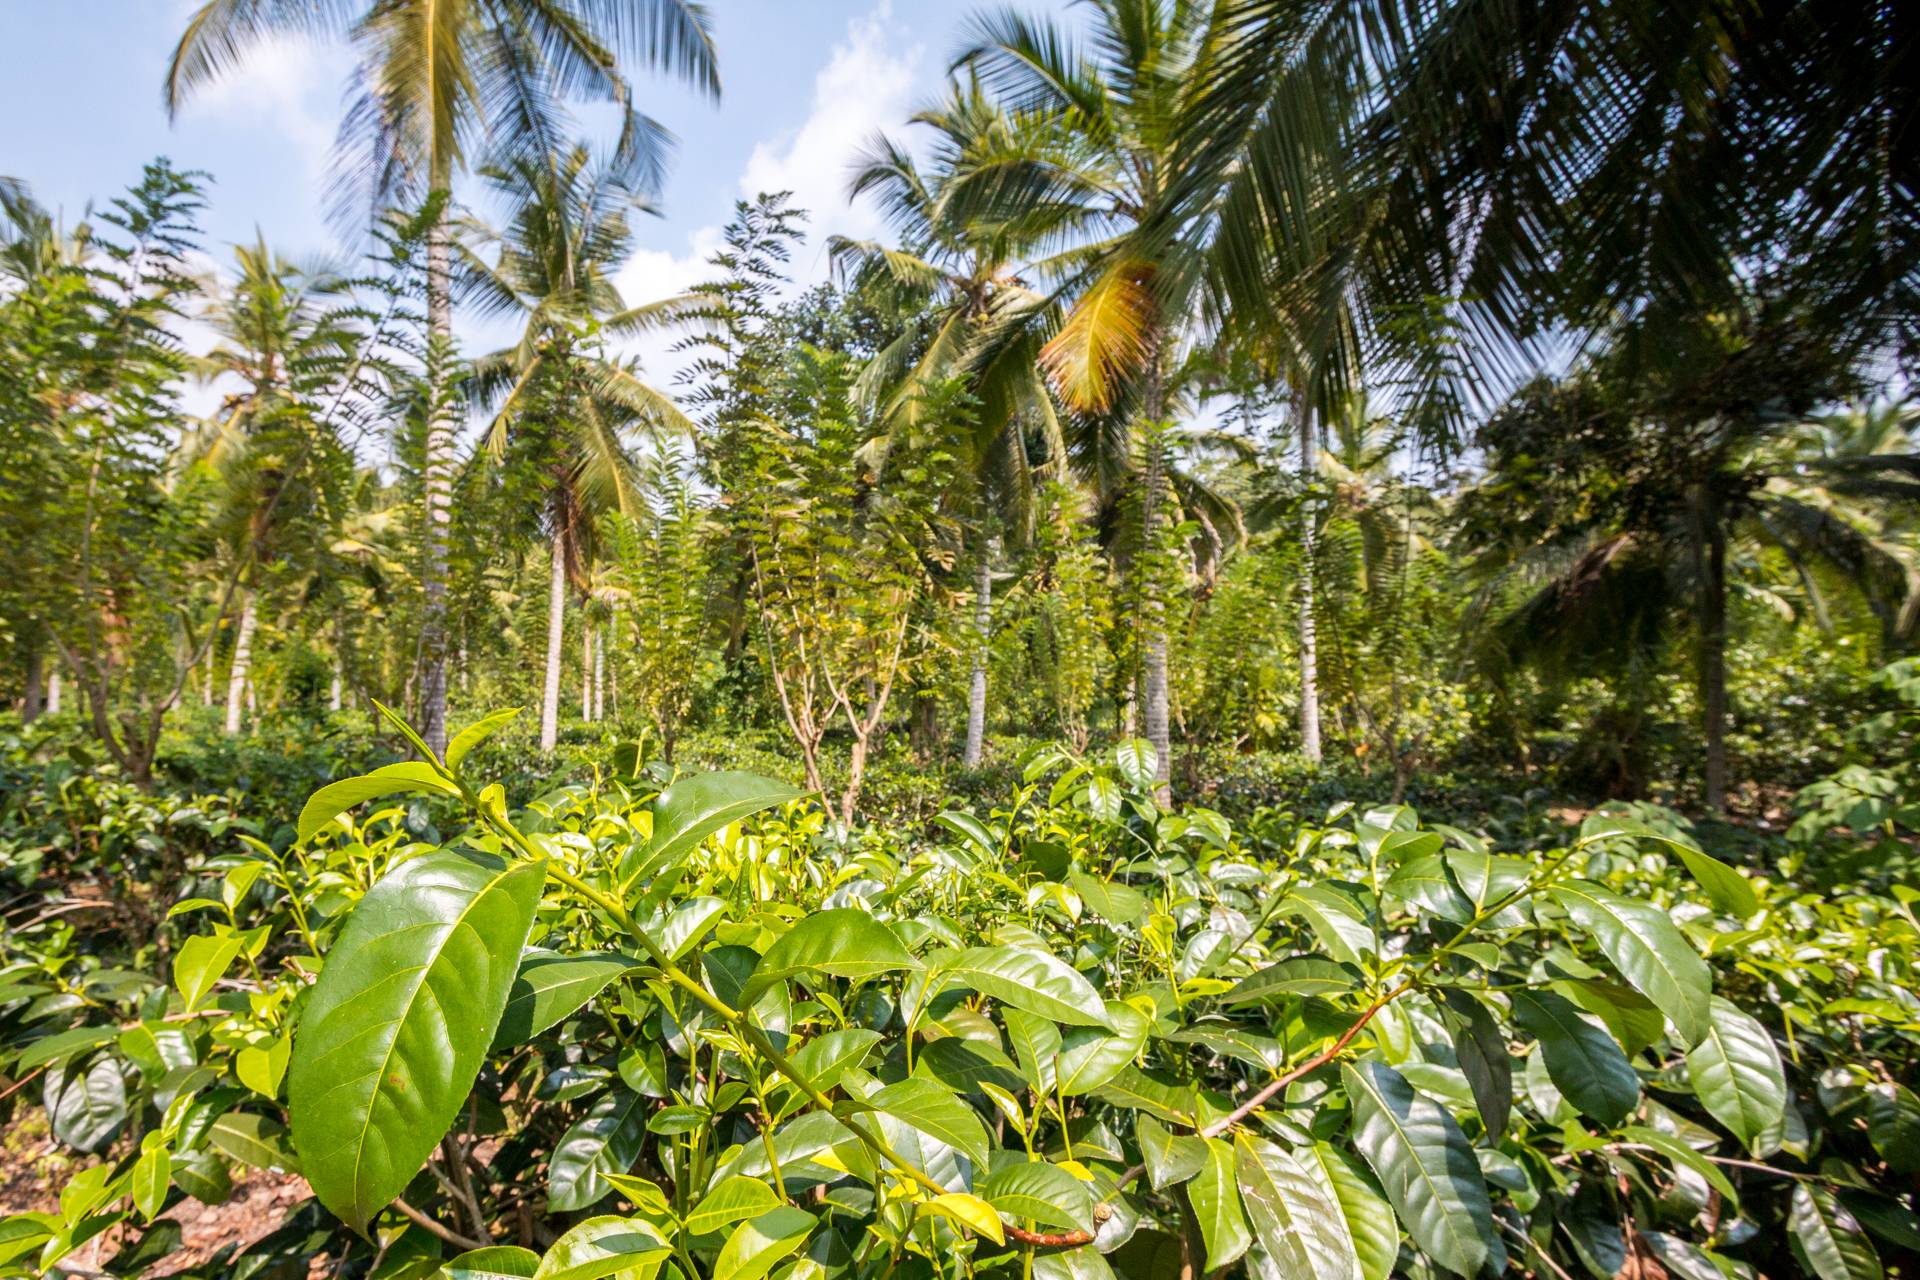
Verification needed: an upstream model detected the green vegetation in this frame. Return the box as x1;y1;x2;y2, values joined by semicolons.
3;0;1916;1277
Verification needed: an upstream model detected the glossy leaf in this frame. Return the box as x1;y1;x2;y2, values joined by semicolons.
494;951;646;1050
980;1160;1096;1234
534;1216;670;1280
1866;1083;1920;1173
714;1206;814;1280
548;1089;648;1211
447;1245;541;1279
1511;989;1639;1127
446;708;522;771
746;909;920;993
687;1176;782;1235
1235;1135;1361;1280
1226;957;1363;1004
629;772;802;882
931;946;1110;1027
1188;1137;1251;1270
171;932;243;1013
1685;997;1787;1150
287;849;544;1232
1056;1001;1149;1095
1440;989;1512;1141
1791;1184;1884;1280
296;762;458;843
1550;881;1712;1046
1136;1114;1208;1190
1342;1060;1500;1277
1302;1142;1400;1280
863;1076;991;1170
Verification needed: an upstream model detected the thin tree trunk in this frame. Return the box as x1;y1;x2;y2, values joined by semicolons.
329;667;342;713
418;205;455;757
46;667;61;715
1294;380;1323;764
1692;493;1730;812
592;627;605;723
21;645;42;724
581;623;594;724
540;532;566;753
224;591;258;736
962;538;992;768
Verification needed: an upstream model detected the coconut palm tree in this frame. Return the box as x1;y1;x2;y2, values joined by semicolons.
462;141;695;752
1459;324;1918;811
165;0;718;754
949;0;1228;798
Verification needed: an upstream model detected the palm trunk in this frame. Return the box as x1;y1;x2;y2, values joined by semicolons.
329;667;342;713
1139;353;1172;805
46;667;61;716
224;591;258;736
962;539;992;768
540;532;566;753
417;204;455;757
1294;381;1323;764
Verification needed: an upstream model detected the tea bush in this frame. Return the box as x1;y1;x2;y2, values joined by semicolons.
2;705;1916;1279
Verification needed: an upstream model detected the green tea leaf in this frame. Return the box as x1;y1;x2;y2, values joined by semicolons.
447;1245;540;1279
1225;957;1363;1004
1511;989;1639;1127
1342;1060;1500;1277
1790;1184;1883;1280
1056;1002;1149;1095
1550;881;1712;1046
687;1176;782;1235
980;1160;1095;1234
1136;1115;1208;1190
494;951;646;1050
1866;1083;1920;1173
1188;1138;1251;1270
714;1206;814;1280
172;932;243;1013
288;849;543;1232
534;1216;670;1280
446;708;522;771
1685;997;1787;1151
297;762;458;843
747;909;920;993
630;772;802;883
548;1089;648;1212
931;946;1110;1027
1235;1135;1361;1280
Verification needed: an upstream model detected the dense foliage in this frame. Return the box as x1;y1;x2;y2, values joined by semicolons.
3;0;1917;1274
2;708;1917;1279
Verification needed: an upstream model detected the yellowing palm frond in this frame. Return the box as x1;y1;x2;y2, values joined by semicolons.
1040;260;1155;413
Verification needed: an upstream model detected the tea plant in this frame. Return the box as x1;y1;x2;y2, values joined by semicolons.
2;705;1915;1279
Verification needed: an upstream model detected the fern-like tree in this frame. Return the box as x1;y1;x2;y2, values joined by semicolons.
166;0;718;754
463;142;696;753
181;237;360;734
834;85;1074;765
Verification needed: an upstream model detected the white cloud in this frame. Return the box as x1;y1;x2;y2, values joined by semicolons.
607;2;925;385
166;26;344;192
736;1;925;270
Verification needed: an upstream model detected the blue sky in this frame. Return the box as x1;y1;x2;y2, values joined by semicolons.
0;1;1070;388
